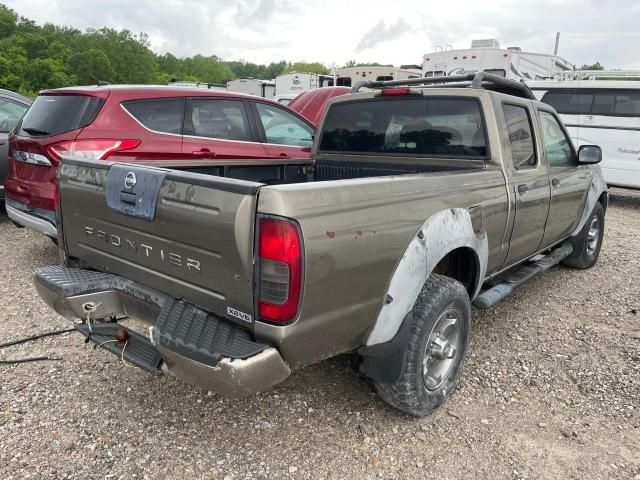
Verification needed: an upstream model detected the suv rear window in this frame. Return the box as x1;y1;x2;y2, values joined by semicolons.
122;98;184;134
19;95;104;137
319;97;488;157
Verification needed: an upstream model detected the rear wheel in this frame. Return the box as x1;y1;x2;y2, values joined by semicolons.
375;274;471;417
562;202;604;269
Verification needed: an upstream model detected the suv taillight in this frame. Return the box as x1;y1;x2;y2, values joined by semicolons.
47;139;140;161
258;217;303;323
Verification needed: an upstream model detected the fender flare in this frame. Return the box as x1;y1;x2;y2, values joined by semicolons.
571;169;608;238
364;208;488;347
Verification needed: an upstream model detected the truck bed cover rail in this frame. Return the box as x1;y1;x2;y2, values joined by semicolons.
350;71;536;100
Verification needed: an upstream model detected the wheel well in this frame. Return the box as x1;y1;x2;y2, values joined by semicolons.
431;247;479;298
598;191;608;211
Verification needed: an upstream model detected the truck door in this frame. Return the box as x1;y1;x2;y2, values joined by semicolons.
501;103;551;266
537;109;592;247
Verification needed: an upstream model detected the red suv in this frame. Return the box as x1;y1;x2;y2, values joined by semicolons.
5;85;316;238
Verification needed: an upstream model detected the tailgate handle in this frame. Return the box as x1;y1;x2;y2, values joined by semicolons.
120;190;137;204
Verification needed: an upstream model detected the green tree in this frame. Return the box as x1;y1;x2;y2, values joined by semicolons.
284;62;329;74
67;49;115;84
0;5;17;38
23;58;69;91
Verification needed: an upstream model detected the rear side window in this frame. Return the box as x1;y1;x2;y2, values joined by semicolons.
319;97;488;158
187;99;251;141
541;91;593;114
19;95;103;137
0;98;28;133
593;92;640;115
502;104;536;169
123;98;184;134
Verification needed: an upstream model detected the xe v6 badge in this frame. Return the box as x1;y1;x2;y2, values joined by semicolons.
124;172;137;190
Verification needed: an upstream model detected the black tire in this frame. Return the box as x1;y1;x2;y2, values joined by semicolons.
375;274;471;417
562;202;605;269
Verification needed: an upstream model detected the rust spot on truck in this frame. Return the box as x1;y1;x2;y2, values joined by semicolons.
326;230;336;239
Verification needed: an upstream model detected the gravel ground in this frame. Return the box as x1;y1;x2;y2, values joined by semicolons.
1;189;639;480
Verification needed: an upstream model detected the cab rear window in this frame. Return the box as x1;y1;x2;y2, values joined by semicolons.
319;97;488;158
19;95;104;137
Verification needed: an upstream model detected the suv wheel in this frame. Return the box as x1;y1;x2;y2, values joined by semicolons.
375;274;471;417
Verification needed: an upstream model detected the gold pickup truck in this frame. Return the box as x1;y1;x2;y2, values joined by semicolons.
34;73;608;416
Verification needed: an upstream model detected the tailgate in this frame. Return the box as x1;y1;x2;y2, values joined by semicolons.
58;158;260;326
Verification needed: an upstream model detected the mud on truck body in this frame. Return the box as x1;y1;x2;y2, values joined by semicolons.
34;73;607;416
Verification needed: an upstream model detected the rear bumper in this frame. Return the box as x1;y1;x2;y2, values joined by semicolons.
34;265;291;397
5;197;57;237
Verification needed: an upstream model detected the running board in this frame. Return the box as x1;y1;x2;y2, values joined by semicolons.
473;243;573;310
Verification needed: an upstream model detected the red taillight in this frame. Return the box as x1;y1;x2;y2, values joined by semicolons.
47;139;140;161
258;217;302;323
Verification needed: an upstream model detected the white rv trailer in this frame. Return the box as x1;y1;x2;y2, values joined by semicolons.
422;39;574;81
529;79;640;189
168;81;227;91
275;72;334;96
332;66;422;87
226;78;275;98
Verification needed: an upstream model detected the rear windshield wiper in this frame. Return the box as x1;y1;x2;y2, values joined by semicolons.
22;127;50;136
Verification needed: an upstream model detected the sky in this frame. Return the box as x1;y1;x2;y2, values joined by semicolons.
5;0;640;69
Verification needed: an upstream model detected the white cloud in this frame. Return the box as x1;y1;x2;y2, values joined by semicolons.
4;0;640;68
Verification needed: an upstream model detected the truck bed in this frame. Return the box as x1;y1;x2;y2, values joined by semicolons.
139;156;482;185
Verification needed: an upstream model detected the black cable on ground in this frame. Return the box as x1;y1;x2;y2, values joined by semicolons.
0;356;62;364
0;327;76;349
0;327;76;365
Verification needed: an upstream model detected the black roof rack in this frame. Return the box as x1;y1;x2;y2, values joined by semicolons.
349;71;536;100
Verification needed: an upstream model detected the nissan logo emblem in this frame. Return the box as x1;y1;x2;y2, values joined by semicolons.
124;172;137;190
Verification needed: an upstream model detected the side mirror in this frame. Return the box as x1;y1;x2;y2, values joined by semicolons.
578;145;602;164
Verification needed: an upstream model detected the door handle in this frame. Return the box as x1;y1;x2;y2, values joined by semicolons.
278;153;291;159
551;178;560;187
192;148;216;158
517;184;529;195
